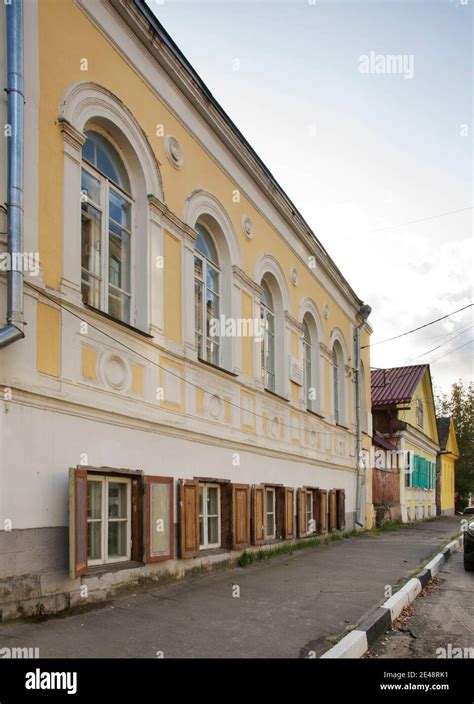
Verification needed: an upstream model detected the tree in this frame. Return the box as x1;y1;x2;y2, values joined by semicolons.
435;381;474;510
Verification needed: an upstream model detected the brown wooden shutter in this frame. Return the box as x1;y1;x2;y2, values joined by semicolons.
145;476;174;562
284;488;295;539
318;489;328;533
232;484;250;549
329;489;337;531
252;485;265;545
337;489;346;531
69;467;88;579
220;481;232;550
312;489;320;534
179;479;200;558
131;477;143;562
297;488;307;538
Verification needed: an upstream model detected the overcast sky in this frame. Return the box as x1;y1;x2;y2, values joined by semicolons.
148;0;472;395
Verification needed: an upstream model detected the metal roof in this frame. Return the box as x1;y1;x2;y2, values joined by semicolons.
371;365;427;407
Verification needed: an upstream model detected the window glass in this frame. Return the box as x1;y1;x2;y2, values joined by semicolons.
195;223;218;264
265;489;275;538
194;223;220;364
83;130;130;192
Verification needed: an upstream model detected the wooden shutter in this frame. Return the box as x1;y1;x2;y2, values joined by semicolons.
312;489;320;534
145;476;174;562
318;489;328;533
252;485;265;545
131;477;142;562
297;488;307;538
179;479;200;558
232;484;250;549
69;467;88;579
220;482;232;550
284;488;295;539
329;489;337;531
337;489;346;531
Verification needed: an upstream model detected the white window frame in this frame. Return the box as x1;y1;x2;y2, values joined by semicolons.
303;320;313;411
260;287;276;393
265;487;276;540
199;482;221;549
194;225;221;366
81;136;134;325
87;475;131;565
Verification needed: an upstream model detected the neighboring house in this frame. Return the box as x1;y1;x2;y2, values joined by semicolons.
0;1;372;619
371;432;401;525
436;417;459;516
371;365;439;523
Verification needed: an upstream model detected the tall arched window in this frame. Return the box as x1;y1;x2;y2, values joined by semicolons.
260;280;276;392
332;340;345;425
194;222;220;365
81;130;132;323
303;318;313;411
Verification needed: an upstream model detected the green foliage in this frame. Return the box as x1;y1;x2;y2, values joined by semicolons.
435;380;474;508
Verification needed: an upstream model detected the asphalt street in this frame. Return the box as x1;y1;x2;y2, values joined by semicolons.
0;516;462;658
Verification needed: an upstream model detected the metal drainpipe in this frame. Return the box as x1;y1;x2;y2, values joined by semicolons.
0;0;24;349
354;304;371;527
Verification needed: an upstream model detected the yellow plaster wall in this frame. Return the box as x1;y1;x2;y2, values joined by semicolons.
36;303;61;377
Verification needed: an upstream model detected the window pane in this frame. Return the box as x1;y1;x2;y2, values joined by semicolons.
199;516;204;547
87;521;102;561
108;520;127;559
81;202;101;308
109;190;131;230
81;169;101;205
194;255;203;280
266;512;274;538
108;287;130;324
108;224;131;293
266;490;274;513
108;482;127;519
207;487;219;515
81;204;101;277
87;481;102;520
207;265;219;294
208;516;219;545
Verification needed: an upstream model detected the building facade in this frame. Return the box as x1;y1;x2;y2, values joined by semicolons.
0;0;372;620
436;417;459;516
371;365;439;523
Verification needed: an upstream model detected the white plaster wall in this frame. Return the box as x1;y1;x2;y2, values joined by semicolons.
0;400;356;529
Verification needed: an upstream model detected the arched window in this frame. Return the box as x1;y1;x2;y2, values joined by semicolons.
260;280;276;392
81;130;132;324
194;222;220;365
303;313;321;412
332;340;345;425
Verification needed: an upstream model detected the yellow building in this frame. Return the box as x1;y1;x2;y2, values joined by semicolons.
436;417;459;516
371;365;440;523
0;0;372;619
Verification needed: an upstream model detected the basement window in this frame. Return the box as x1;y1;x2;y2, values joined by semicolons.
199;483;221;549
265;487;276;539
87;476;131;565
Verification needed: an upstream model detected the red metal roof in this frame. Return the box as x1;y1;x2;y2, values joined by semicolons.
371;365;427;407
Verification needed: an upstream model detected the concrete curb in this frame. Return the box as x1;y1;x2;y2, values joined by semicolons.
320;534;463;659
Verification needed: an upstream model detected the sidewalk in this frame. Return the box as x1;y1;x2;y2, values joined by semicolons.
367;548;474;659
0;516;461;658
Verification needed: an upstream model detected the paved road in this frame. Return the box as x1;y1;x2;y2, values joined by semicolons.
0;517;461;658
368;548;474;659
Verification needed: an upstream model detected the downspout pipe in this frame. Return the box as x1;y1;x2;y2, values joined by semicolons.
354;303;371;527
0;0;24;348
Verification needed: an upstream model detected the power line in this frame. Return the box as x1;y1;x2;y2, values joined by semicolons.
407;325;474;362
25;283;349;441
429;338;474;364
367;205;473;234
362;303;473;349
